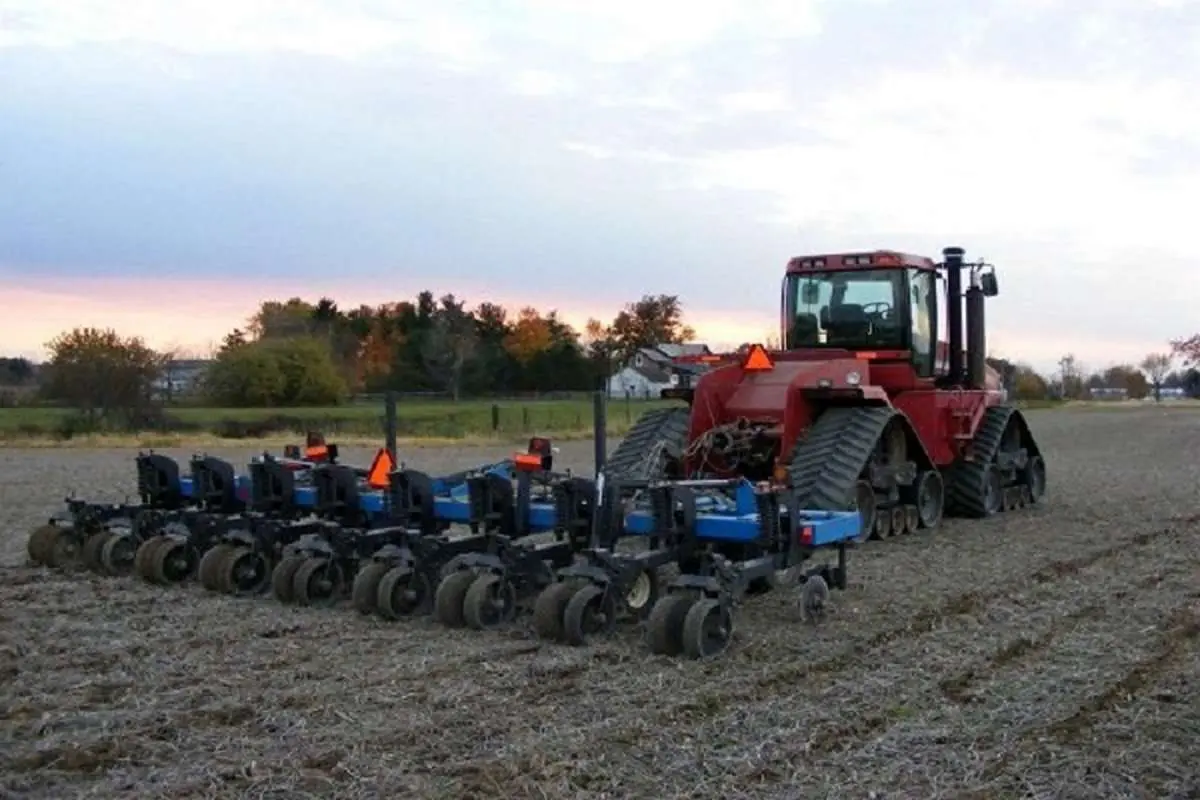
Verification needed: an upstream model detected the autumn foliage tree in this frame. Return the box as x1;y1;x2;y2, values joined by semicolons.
42;327;165;424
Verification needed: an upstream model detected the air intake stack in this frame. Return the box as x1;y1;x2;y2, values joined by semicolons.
942;247;965;385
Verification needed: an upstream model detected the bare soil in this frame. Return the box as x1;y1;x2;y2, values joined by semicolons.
1;408;1198;799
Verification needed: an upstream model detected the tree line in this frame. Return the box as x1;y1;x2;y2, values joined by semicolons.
3;292;1198;425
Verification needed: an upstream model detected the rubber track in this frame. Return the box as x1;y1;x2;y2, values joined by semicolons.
604;407;690;481
787;405;899;511
945;405;1016;518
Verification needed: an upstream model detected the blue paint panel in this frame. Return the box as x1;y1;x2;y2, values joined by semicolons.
623;507;861;545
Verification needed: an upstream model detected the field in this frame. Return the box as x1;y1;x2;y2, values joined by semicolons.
0;397;675;444
2;406;1199;798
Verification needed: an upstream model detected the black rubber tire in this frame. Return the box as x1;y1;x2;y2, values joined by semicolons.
45;528;82;569
851;480;877;545
220;548;270;595
292;558;340;607
434;571;477;628
376;566;432;620
1023;455;1046;503
462;574;517;631
562;584;614;647
271;556;306;603
351;561;391;615
532;581;579;642
27;525;59;565
150;538;192;584
915;470;945;529
681;598;733;659
199;544;235;591
99;531;137;576
133;535;165;579
81;531;111;572
646;594;696;656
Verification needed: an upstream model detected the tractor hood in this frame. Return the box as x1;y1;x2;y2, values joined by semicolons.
697;355;882;424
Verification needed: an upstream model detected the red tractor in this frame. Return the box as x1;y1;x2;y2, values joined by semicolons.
606;246;1046;542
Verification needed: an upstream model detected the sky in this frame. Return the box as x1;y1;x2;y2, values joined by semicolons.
1;0;1198;375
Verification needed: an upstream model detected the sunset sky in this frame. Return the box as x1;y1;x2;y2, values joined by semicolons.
2;0;1197;375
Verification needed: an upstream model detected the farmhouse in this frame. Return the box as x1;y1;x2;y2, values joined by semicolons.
606;343;712;399
153;358;212;399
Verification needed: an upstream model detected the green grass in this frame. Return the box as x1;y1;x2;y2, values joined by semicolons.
0;397;680;445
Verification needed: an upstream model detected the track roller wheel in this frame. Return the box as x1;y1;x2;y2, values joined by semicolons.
851;481;877;545
81;530;111;571
27;524;60;566
218;548;271;595
434;570;478;628
351;561;391;615
150;538;194;585
981;465;1003;516
914;470;944;529
99;530;138;576
271;555;306;603
903;505;919;535
532;581;579;641
1022;455;1045;503
681;598;733;659
376;566;433;619
800;575;830;623
1019;485;1032;506
44;528;81;569
873;512;891;539
462;574;518;631
291;558;342;607
890;506;905;538
646;593;696;656
198;544;236;591
133;535;166;580
563;584;618;647
623;568;660;619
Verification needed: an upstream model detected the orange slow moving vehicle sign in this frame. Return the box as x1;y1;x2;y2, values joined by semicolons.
366;448;396;489
742;344;774;372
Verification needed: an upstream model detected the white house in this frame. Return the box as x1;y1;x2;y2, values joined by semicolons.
606;343;712;399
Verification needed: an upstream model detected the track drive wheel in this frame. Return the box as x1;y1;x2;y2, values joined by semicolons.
351;561;391;615
199;544;236;591
1022;455;1046;503
434;570;478;628
219;548;271;595
99;530;138;576
150;538;194;584
562;583;618;646
462;574;518;631
292;558;342;607
532;581;579;642
914;470;945;529
646;593;696;656
851;480;877;545
27;524;60;565
376;566;433;619
133;535;166;580
681;598;733;659
271;555;307;603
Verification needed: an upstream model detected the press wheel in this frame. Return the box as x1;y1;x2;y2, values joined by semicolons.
351;562;391;615
681;598;733;659
646;593;696;656
433;571;477;628
562;583;617;646
462;574;517;631
532;581;579;642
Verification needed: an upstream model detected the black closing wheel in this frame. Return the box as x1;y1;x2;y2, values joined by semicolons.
81;531;112;572
27;524;59;566
220;548;271;595
646;593;696;656
462;574;518;631
851;480;877;545
99;531;138;576
1023;455;1046;503
434;570;478;628
800;575;830;623
44;528;81;569
292;558;342;607
376;566;432;619
532;581;578;641
563;584;617;646
681;599;733;659
915;470;945;529
199;544;235;591
271;555;306;603
351;561;391;615
150;538;194;584
133;535;166;581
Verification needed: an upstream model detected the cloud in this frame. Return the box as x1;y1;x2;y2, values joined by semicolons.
1;0;1197;375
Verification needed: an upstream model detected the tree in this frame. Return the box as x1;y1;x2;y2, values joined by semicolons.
42;327;165;425
421;294;477;401
1171;334;1200;366
503;307;554;364
1140;353;1173;402
604;294;696;362
1057;353;1087;399
1095;364;1149;399
0;357;35;385
204;336;345;406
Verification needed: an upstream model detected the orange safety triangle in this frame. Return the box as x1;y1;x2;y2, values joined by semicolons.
366;448;396;488
743;344;774;371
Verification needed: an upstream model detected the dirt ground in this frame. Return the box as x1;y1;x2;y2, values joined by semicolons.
1;407;1198;799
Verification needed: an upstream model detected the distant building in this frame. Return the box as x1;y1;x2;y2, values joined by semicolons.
606;343;712;399
153;359;211;399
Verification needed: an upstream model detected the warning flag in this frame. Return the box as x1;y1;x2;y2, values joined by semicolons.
366;448;396;489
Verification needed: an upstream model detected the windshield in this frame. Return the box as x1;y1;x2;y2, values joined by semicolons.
785;268;906;349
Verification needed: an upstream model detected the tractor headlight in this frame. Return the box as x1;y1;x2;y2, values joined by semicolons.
845;371;862;386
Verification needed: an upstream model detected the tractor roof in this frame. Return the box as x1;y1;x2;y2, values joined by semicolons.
786;250;938;273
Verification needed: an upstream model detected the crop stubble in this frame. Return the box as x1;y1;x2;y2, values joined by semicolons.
1;408;1198;799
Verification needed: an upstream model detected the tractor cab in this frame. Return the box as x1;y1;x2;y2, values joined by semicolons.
782;249;998;385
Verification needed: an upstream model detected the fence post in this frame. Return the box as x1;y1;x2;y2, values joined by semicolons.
384;391;397;461
592;390;607;478
491;404;500;432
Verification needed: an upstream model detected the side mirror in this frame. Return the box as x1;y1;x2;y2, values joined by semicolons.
980;271;999;297
800;281;820;304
